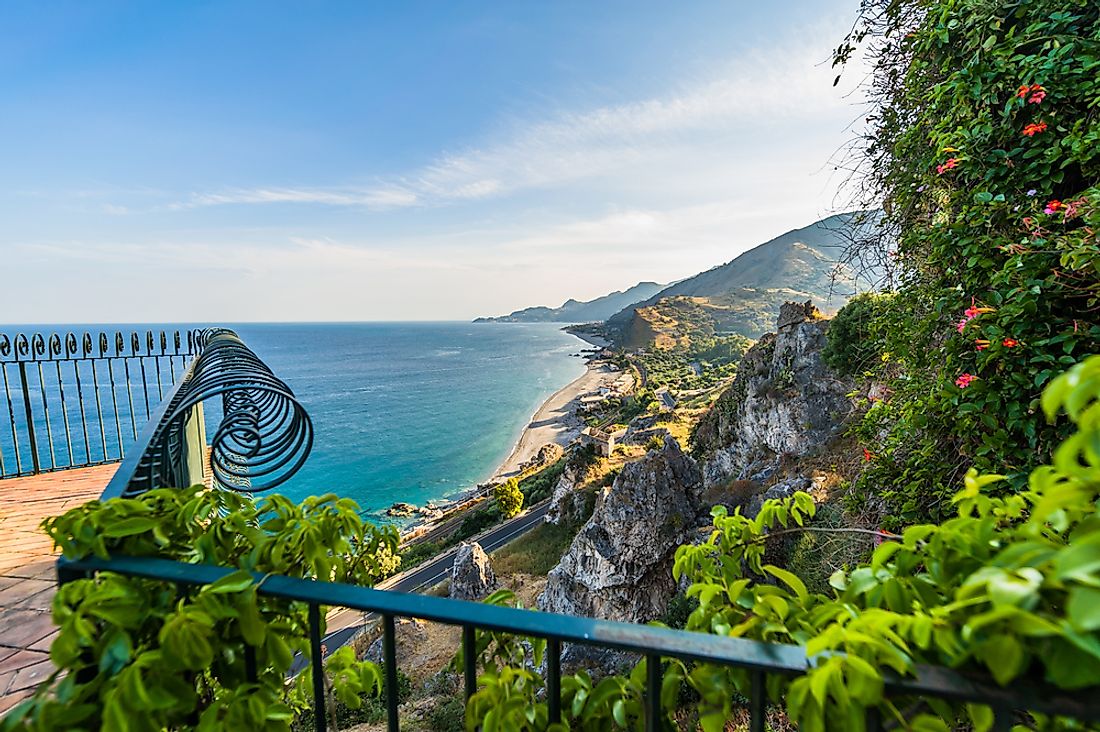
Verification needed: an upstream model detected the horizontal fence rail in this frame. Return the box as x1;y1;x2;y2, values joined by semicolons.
57;554;1100;732
101;327;313;499
0;329;204;479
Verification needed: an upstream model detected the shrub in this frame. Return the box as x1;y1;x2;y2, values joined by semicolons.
838;0;1099;522
821;292;893;376
494;478;524;519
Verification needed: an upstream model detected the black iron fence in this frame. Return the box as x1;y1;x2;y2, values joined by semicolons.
0;329;204;479
100;327;313;499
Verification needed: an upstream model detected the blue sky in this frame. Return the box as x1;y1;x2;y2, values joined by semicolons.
1;1;865;323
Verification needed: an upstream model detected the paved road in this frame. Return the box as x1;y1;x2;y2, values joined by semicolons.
321;501;551;647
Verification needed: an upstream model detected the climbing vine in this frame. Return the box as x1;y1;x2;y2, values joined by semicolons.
835;0;1100;523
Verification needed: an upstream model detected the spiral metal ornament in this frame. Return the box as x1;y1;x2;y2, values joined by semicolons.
119;328;313;497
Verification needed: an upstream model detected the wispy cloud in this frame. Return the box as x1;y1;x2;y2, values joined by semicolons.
169;22;857;213
171;186;419;210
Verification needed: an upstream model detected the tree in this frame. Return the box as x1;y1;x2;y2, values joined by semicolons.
494;478;524;519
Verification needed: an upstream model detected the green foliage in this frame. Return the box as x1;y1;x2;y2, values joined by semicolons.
843;0;1100;522
518;457;569;504
637;334;754;393
491;520;583;577
427;696;467;732
495;478;525;519
822;293;894;376
1;488;399;731
402;539;447;571
457;506;501;540
458;355;1100;730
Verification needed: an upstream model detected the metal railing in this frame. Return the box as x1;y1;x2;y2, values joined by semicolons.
99;328;313;499
53;330;1100;731
0;329;204;479
57;554;1100;732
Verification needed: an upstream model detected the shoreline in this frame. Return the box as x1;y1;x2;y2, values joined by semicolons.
397;327;617;539
488;359;615;482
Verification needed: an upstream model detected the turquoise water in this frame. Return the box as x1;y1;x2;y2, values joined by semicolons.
232;323;586;515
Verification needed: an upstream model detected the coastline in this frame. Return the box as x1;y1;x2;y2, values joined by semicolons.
489;360;616;482
397;326;617;539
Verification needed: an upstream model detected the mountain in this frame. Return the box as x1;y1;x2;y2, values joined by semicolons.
474;281;667;324
606;211;880;348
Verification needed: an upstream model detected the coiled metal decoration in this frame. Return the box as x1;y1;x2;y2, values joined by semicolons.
117;328;313;497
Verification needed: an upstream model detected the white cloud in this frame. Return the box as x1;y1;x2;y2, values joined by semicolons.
169;20;861;213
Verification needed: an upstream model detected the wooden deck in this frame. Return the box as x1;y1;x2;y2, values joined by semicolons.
0;464;116;712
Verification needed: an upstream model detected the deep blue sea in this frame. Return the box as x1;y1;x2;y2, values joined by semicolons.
0;322;587;518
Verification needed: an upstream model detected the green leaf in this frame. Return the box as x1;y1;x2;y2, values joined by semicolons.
1068;587;1100;631
764;565;809;603
207;570;255;594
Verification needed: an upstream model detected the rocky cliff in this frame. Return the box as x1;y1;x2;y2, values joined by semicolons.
693;301;855;492
538;301;855;651
538;436;703;624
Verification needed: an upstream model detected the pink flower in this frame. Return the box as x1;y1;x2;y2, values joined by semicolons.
956;373;976;388
1045;200;1065;215
975;339;990;351
1029;90;1046;104
956;319;968;333
936;157;960;175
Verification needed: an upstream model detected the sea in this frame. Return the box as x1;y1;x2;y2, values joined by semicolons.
0;322;588;519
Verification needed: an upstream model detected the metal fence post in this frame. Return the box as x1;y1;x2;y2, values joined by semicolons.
17;362;40;474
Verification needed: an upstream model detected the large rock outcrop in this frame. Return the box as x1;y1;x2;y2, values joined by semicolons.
694;301;855;490
538;436;703;624
450;542;497;601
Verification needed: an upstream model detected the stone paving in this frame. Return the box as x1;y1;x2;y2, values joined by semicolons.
0;464;116;713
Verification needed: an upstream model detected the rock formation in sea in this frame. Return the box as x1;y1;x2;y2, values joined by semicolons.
450;542;497;601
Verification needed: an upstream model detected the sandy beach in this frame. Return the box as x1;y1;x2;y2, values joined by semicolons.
490;360;617;481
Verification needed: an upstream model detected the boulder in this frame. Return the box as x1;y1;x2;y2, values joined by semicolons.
387;502;418;518
450;542;497;601
518;443;565;474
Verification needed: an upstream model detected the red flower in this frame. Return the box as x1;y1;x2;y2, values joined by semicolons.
1045;200;1065;215
1016;83;1045;103
862;448;875;462
975;339;990;351
964;305;993;319
1002;338;1018;348
936;157;960;175
955;373;976;388
1022;122;1047;137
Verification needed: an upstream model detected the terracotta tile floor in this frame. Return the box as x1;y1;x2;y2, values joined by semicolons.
0;464;116;713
